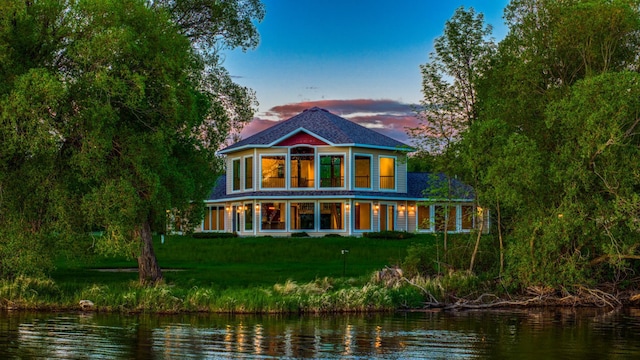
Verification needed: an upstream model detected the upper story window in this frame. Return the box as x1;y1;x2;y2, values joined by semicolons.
320;155;344;188
244;157;253;189
232;159;241;191
261;155;286;188
379;156;395;190
354;155;371;188
290;147;315;188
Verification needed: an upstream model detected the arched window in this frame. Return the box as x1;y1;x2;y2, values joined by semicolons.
290;147;315;188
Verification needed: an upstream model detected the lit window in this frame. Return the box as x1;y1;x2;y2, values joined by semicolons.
260;202;286;230
354;155;371;188
379;157;395;189
417;205;431;230
290;147;315;188
261;156;285;188
354;202;371;230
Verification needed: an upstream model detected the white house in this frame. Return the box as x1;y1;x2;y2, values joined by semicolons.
201;107;485;236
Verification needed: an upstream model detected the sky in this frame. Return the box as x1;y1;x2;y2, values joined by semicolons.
224;0;510;145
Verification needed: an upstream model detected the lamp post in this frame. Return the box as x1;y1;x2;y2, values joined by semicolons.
341;249;349;277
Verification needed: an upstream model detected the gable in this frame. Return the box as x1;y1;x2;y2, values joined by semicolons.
275;131;327;146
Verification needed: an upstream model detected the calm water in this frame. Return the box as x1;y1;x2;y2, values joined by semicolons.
1;308;639;359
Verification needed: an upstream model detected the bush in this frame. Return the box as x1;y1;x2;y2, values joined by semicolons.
402;243;438;278
191;232;238;239
323;233;343;238
363;231;414;240
290;232;309;238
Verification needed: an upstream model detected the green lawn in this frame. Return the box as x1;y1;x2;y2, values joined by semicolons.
54;235;431;289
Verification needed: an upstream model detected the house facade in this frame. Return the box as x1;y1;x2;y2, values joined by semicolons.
201;107;485;236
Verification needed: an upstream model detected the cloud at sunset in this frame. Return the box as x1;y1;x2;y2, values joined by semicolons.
240;99;421;145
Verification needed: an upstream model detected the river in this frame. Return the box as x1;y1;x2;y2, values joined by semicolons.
1;307;639;359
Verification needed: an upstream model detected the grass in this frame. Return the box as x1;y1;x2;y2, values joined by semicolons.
53;235;415;289
0;233;498;313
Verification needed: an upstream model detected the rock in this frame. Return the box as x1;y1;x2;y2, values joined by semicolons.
79;299;94;310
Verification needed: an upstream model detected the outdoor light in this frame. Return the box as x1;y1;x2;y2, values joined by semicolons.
226;206;230;212
374;204;379;210
255;204;260;211
409;205;414;211
345;203;350;210
400;205;405;211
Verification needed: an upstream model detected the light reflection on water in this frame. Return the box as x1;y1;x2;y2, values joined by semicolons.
1;308;640;359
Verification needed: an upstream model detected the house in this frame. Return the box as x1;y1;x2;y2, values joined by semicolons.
201;107;485;236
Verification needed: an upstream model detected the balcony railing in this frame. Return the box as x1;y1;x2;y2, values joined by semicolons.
379;176;395;189
320;177;343;188
290;177;314;188
354;175;370;188
262;177;285;188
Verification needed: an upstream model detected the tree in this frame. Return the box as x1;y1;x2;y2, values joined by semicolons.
408;6;494;262
470;0;640;287
0;0;263;284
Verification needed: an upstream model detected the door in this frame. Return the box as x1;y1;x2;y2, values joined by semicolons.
379;204;395;231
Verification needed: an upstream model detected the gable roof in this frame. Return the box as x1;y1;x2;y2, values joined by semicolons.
219;107;414;154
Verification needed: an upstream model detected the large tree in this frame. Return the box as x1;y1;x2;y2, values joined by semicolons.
408;6;494;260
0;0;263;284
469;0;640;287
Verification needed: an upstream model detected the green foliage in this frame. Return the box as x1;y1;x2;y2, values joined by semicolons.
462;0;640;289
191;232;238;239
290;232;310;238
0;0;263;281
0;220;55;279
402;243;437;278
402;235;499;279
0;276;61;306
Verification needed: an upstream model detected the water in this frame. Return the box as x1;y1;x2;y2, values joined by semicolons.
1;308;640;359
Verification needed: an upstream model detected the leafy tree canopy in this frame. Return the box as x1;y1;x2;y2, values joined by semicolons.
0;0;263;284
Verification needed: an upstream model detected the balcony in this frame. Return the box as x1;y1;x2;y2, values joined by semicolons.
379;176;395;189
290;177;314;188
354;175;370;188
262;177;285;188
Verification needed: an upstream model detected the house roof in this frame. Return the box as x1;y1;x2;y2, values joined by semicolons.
219;107;414;154
206;172;474;202
406;172;474;200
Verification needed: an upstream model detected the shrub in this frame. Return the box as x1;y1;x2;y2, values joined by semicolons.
363;231;414;240
402;243;438;278
290;232;309;238
191;232;238;239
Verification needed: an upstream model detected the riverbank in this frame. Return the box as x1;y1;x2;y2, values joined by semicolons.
3;270;639;314
2;234;638;313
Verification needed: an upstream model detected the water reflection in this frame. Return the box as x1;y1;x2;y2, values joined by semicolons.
1;308;640;359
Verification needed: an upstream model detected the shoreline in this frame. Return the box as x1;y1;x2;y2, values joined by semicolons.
3;286;638;314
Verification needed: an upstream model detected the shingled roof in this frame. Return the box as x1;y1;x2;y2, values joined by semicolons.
207;172;474;202
219;107;414;154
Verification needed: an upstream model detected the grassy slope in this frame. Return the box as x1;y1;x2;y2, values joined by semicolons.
53;235;426;289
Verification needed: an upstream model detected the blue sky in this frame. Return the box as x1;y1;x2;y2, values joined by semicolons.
224;0;510;143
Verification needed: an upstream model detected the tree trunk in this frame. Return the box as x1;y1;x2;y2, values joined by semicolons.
497;200;504;275
469;215;484;273
137;219;163;285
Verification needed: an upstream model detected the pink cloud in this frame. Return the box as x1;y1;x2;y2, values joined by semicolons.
240;99;419;145
269;99;414;119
